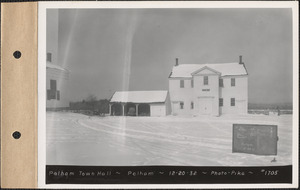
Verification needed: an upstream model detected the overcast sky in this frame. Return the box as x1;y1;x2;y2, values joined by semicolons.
47;8;293;104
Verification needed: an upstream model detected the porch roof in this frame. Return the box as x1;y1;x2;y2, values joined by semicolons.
110;91;168;103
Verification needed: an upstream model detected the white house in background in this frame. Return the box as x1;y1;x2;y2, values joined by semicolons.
169;56;248;116
46;63;69;109
46;9;70;109
109;91;171;117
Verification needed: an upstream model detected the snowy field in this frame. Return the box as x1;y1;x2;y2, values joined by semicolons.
46;112;292;166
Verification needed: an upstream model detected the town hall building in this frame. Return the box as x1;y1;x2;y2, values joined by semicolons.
168;56;248;116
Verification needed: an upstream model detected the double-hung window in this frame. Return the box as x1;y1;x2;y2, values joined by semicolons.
204;76;208;85
47;52;52;62
231;78;235;87
231;98;235;106
47;79;60;100
219;98;223;107
180;80;184;88
219;78;224;87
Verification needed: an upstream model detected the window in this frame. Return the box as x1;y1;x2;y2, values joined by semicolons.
48;89;56;100
47;53;52;62
231;98;235;106
231;78;235;87
50;80;57;91
191;79;194;88
191;102;194;109
204;76;208;85
219;78;224;87
219;98;223;107
47;79;57;100
180;80;184;88
180;102;184;109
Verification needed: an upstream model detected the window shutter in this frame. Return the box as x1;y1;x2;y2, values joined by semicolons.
47;90;51;100
57;91;60;100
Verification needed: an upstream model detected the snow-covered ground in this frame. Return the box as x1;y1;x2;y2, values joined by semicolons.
46;112;292;166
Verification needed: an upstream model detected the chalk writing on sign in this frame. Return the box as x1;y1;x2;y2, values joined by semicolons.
232;124;278;155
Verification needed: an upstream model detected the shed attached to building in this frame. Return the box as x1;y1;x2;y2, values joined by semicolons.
109;91;170;117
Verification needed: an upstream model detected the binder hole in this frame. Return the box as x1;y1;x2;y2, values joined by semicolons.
13;51;22;59
12;131;21;139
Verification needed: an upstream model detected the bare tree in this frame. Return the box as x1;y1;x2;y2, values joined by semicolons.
85;94;97;102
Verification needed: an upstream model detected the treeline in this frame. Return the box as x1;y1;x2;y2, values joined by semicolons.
248;103;293;110
69;95;109;115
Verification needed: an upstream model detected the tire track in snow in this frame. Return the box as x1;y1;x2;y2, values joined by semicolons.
50;118;231;165
91;117;231;145
78;119;196;165
78;119;231;153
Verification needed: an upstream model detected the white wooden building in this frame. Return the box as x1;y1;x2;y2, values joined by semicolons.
109;91;171;117
169;56;248;116
46;63;69;109
46;9;70;109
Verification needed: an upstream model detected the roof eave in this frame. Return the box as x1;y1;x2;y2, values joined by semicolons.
221;74;248;77
169;76;193;79
109;101;166;104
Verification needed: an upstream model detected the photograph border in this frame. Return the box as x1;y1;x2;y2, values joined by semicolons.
38;1;299;188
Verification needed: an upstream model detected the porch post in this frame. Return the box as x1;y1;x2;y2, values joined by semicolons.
109;104;112;116
135;104;139;116
122;103;125;116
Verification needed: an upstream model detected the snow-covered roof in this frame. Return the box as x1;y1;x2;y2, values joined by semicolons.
169;62;247;78
46;62;68;72
110;91;168;103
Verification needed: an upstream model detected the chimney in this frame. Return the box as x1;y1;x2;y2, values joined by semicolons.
175;58;179;66
239;55;244;64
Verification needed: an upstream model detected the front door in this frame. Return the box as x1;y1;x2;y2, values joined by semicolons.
172;102;180;115
199;98;212;115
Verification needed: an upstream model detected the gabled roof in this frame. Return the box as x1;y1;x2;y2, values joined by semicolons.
191;66;221;76
110;91;168;103
46;62;69;72
169;62;248;78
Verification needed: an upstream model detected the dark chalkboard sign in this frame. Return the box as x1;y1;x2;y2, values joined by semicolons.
232;124;278;155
